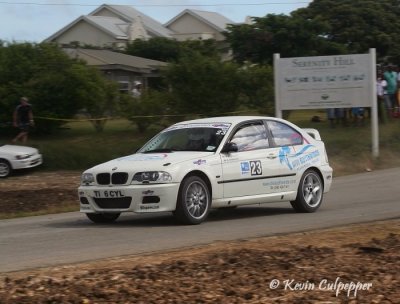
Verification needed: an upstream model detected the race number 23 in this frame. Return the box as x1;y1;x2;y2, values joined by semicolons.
250;160;262;175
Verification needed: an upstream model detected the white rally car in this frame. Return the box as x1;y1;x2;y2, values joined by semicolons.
78;116;333;224
0;144;43;178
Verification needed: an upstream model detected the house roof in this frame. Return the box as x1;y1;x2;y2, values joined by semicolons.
64;48;167;73
90;4;174;37
44;15;129;42
164;9;235;32
44;4;175;43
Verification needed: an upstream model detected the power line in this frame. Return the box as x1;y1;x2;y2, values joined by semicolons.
0;1;310;7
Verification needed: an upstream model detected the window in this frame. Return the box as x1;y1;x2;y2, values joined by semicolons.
267;121;303;146
230;123;269;152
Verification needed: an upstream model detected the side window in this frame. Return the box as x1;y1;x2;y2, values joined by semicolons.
267;121;303;146
230;123;269;152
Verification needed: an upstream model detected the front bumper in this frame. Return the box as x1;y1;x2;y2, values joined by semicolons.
12;154;43;170
78;182;180;214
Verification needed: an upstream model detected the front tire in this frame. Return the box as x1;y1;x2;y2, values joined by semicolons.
0;160;11;178
86;213;120;223
174;176;211;225
291;169;323;213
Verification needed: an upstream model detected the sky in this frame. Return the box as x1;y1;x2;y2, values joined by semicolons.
0;0;312;43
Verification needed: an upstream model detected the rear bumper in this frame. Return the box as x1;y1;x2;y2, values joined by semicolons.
320;164;333;193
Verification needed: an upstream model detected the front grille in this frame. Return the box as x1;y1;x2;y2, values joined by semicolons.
96;172;128;185
93;197;132;209
112;172;128;184
97;173;110;185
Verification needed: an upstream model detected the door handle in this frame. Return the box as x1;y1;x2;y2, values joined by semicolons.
267;154;277;159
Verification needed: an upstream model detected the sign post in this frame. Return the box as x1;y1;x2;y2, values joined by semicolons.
274;49;379;157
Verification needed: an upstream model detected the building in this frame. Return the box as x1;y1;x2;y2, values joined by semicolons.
64;48;167;93
45;4;174;49
44;4;236;53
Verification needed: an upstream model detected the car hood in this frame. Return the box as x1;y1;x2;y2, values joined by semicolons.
89;151;214;172
0;144;39;155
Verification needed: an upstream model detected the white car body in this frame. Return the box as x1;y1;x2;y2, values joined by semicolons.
0;144;43;177
78;116;333;224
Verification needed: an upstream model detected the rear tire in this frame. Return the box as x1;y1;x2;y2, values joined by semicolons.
291;169;323;213
86;213;120;223
174;176;211;225
0;160;11;178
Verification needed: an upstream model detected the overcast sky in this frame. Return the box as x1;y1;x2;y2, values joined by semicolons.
0;1;311;43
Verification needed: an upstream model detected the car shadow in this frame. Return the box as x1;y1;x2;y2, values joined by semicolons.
48;204;296;228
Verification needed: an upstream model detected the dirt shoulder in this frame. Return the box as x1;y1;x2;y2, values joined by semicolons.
0;171;80;218
1;219;399;303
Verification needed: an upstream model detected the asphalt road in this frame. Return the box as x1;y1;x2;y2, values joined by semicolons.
1;167;400;273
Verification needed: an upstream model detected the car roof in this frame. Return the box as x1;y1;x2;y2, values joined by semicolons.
174;116;285;126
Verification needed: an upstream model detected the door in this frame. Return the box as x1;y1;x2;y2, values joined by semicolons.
220;121;295;199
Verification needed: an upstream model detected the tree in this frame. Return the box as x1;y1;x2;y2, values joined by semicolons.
237;64;275;115
225;14;345;65
122;90;174;133
0;42;120;133
125;37;220;62
163;52;241;117
294;0;400;63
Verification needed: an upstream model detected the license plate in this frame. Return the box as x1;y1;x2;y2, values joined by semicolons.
93;190;125;198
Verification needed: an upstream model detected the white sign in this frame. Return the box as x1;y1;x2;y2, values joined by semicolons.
275;53;373;110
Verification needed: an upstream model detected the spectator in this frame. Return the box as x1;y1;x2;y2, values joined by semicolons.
12;97;34;144
377;71;388;123
383;64;397;117
132;81;142;98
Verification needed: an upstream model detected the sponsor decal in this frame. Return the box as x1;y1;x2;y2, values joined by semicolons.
142;190;154;195
241;161;250;175
279;145;320;171
164;123;231;132
117;154;168;162
241;160;262;176
193;159;206;165
263;179;296;190
140;205;160;210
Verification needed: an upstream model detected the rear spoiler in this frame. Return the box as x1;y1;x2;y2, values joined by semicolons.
302;128;322;140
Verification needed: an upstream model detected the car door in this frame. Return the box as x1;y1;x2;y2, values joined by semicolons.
264;119;309;194
220;121;295;199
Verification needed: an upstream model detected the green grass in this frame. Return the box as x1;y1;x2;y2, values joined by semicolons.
288;110;400;175
21;119;161;171
3;113;400;175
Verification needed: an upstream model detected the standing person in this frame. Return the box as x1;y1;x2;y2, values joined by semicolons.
377;71;388;123
383;64;397;117
131;81;142;98
12;97;34;144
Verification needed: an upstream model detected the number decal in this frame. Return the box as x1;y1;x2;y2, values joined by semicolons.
250;160;262;175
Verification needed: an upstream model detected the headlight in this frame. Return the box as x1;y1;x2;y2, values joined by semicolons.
81;173;95;185
16;154;30;160
132;171;172;183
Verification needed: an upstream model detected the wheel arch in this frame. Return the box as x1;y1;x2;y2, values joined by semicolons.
180;170;212;198
0;158;12;168
0;158;13;178
307;166;324;188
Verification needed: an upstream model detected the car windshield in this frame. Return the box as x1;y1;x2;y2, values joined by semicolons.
139;123;231;153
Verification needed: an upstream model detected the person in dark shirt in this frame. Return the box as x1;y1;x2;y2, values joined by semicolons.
12;97;34;144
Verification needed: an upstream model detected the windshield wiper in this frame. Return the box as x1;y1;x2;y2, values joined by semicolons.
142;148;176;153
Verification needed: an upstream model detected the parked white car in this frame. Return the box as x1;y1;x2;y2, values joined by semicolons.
0;144;43;177
78;116;333;224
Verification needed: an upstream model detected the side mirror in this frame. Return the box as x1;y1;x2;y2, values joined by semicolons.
221;142;238;153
